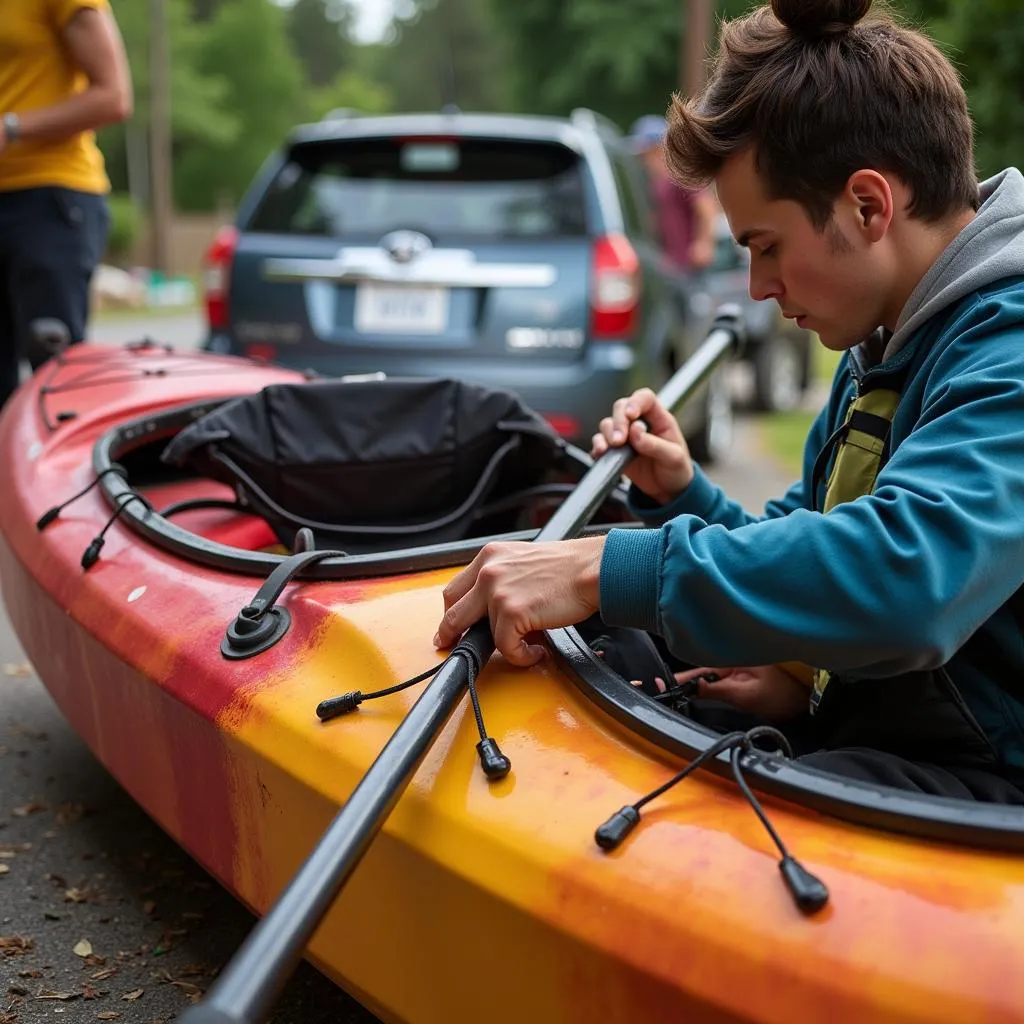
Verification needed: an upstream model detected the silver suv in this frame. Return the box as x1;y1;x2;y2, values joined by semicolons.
203;108;733;458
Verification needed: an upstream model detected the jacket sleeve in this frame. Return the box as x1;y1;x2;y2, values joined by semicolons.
600;309;1024;677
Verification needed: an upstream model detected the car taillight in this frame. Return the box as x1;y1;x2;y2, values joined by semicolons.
591;234;641;339
203;225;239;330
543;413;581;439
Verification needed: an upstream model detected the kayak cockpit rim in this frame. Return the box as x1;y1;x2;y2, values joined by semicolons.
91;394;630;580
91;397;1024;851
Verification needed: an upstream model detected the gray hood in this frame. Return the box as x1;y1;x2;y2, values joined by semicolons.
873;167;1024;363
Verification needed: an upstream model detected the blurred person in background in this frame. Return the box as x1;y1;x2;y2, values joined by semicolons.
0;0;133;409
629;114;717;274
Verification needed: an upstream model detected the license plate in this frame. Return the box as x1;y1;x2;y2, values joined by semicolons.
354;283;450;334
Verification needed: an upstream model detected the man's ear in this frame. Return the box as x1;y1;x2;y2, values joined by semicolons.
844;169;893;242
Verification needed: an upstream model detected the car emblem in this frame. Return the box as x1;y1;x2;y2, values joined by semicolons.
380;230;432;264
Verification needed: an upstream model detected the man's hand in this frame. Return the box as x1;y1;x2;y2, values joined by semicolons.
674;664;811;722
434;536;605;666
591;387;695;504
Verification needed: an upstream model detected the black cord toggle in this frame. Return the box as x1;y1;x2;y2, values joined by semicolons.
36;464;127;530
316;691;364;720
779;855;830;914
315;632;513;780
476;737;511;780
81;492;153;570
316;663;442;722
595;725;829;915
451;636;511;781
594;805;640;849
81;536;105;569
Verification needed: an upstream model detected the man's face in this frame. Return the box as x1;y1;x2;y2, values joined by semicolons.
716;148;890;350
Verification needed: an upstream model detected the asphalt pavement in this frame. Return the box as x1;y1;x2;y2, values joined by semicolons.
1;314;800;1023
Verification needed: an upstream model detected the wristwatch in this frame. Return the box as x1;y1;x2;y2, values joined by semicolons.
3;113;21;143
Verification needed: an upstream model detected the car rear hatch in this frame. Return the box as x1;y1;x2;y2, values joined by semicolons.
232;133;595;367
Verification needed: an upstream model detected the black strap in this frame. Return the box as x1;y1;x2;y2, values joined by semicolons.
846;408;892;440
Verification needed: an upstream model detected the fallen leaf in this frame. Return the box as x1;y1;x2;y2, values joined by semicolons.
11;802;46;818
176;963;209;978
121;988;144;1002
84;954;107;967
0;1012;16;1024
17;970;42;979
44;912;62;922
3;662;33;677
142;900;156;916
34;990;82;1001
97;1014;121;1021
65;887;92;903
91;968;117;981
7;722;46;740
73;939;93;958
0;935;34;957
0;864;9;875
55;803;86;826
83;984;103;1000
8;984;28;996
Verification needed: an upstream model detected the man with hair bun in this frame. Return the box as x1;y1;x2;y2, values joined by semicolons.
436;0;1024;802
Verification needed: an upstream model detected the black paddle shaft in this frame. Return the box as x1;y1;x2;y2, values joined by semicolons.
179;307;744;1024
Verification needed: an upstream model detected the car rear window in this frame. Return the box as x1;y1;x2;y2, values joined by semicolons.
246;137;589;241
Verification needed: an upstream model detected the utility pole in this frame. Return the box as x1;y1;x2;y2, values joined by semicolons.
681;0;713;98
149;0;173;273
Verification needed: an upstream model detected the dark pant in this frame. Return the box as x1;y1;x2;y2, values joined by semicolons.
577;619;1024;805
689;700;1024;804
0;187;110;409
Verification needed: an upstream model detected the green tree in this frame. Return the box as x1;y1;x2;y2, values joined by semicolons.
366;0;510;113
494;0;751;129
306;70;393;121
97;0;238;194
925;0;1024;177
172;0;306;210
287;0;357;88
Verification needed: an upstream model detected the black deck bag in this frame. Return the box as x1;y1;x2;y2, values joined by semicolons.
161;377;567;553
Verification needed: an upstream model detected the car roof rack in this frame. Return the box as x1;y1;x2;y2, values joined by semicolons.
569;107;622;136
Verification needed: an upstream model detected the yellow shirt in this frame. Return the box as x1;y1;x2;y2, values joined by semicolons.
0;0;111;194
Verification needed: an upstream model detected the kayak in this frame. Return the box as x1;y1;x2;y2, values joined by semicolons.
2;341;1024;1024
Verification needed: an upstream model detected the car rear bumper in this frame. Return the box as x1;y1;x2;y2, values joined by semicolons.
205;335;690;443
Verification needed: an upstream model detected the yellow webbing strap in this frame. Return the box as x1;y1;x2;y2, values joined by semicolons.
822;388;901;513
813;387;901;707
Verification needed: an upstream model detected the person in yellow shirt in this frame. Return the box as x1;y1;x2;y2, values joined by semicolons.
0;0;132;408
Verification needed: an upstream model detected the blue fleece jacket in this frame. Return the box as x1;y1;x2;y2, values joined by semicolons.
599;169;1024;774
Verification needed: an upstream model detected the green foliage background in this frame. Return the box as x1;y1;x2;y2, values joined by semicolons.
100;0;1024;213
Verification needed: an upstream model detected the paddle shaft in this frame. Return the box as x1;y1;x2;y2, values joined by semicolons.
180;311;742;1024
